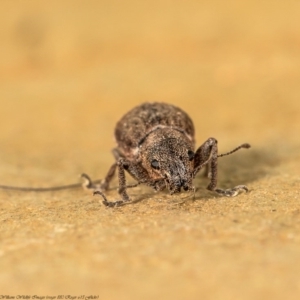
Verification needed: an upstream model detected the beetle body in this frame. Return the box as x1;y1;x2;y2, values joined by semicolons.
86;102;250;206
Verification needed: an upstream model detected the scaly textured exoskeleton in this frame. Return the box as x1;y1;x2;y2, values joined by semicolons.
82;102;250;207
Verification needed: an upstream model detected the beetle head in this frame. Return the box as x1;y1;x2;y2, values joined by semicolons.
141;129;195;194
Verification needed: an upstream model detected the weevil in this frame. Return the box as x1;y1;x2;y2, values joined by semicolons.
81;102;251;207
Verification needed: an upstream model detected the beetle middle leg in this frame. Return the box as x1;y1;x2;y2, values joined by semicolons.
194;137;249;197
90;156;152;206
92;158;133;207
94;157;155;207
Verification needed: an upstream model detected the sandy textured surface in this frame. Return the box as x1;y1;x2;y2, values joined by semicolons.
0;1;300;299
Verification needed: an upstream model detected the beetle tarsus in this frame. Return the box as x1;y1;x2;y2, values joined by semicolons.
213;185;248;197
93;190;128;207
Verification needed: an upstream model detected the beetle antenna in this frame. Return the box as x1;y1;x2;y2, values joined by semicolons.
0;182;82;192
218;143;251;158
0;176;102;192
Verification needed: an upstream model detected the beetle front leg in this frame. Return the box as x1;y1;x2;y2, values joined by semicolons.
194;137;248;197
117;159;131;202
100;162;117;191
93;158;131;207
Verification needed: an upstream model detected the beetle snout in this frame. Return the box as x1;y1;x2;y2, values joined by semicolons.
169;178;190;194
163;161;192;194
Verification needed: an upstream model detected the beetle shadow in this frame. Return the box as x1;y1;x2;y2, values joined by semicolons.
213;146;282;187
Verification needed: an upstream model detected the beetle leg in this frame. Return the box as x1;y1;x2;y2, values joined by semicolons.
214;185;248;197
93;190;125;207
194;137;249;197
117;158;131;201
93;157;155;206
100;162;117;190
193;137;215;177
93;158;131;207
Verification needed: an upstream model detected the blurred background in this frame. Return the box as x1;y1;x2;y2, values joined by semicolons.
0;0;300;297
1;1;299;178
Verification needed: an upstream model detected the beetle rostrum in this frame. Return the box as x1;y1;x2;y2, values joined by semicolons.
83;102;251;207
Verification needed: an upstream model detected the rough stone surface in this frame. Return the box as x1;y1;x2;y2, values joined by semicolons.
0;1;300;299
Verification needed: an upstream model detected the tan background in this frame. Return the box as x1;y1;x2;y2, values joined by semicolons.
0;0;300;299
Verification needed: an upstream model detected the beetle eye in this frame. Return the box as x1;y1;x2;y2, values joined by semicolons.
151;159;160;170
188;150;195;161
